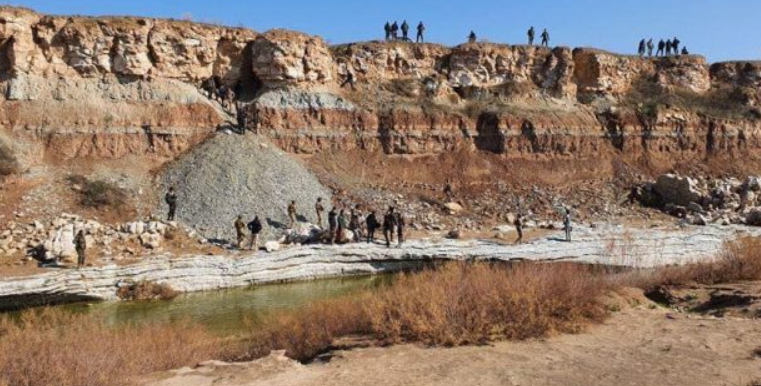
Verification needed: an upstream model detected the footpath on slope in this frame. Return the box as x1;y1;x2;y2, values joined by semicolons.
1;224;759;310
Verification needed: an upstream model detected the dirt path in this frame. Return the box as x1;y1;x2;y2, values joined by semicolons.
144;304;761;386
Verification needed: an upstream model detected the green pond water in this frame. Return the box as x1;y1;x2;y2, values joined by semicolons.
55;275;391;335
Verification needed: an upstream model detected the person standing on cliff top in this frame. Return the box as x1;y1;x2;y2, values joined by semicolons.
647;39;654;57
401;20;410;41
540;29;550;47
665;39;673;56
234;215;246;249
287;200;297;228
391;21;399;40
384;22;391;41
315;197;325;229
527;26;535;46
74;229;87;269
681;47;689;55
467;31;477;44
416;22;425;43
383;207;397;248
638;39;646;57
672;37;681;54
656;39;665;56
165;187;178;221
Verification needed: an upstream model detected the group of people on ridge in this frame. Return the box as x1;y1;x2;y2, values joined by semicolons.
467;27;550;47
638;37;688;57
384;21;426;43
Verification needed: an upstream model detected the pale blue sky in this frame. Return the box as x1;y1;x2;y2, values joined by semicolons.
4;0;760;62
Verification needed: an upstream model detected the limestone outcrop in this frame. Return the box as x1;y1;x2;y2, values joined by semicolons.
1;224;758;310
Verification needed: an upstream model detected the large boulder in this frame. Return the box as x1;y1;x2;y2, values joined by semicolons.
42;224;77;261
653;174;704;207
251;29;333;87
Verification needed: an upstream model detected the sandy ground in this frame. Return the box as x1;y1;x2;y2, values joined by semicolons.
143;301;761;386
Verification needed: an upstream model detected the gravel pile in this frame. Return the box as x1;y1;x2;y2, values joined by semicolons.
159;133;332;242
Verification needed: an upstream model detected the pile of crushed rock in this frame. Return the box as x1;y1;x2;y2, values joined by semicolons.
633;173;761;226
159;133;333;242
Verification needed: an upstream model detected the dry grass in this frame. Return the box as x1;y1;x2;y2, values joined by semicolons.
240;262;608;361
116;281;179;301
0;142;20;178
0;308;226;386
615;237;761;290
68;175;128;210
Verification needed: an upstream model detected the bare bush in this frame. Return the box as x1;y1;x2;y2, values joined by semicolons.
116;281;179;301
68;175;128;210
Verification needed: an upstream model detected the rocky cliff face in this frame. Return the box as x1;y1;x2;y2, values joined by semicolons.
1;6;760;169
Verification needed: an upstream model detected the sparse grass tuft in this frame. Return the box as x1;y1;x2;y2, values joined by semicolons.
68;175;128;210
0;142;20;178
116;281;179;301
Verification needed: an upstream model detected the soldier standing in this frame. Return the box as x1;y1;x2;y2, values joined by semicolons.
337;210;348;243
236;103;247;132
383;207;397;248
234;215;246;249
396;212;406;247
366;210;379;243
287;200;297;228
315;197;325;228
74;229;87;269
467;31;477;43
247;215;262;251
638;39;646;57
672;37;680;54
527;26;535;45
401;20;410;41
328;207;338;244
665;39;673;56
514;213;524;244
563;208;573;242
540;29;550;47
416;22;425;43
656;39;665;56
165;187;178;221
391;21;399;40
384;22;392;41
647;39;654;57
443;179;454;201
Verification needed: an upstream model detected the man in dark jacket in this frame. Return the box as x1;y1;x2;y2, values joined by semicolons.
165;187;178;221
527;26;535;46
401;21;410;41
384;22;391;41
328;207;338;244
391;21;399;40
383;207;397;248
540;29;550;47
74;229;87;268
416;22;425;43
366;210;379;243
396;212;406;247
247;216;262;251
656;39;665;56
514;213;524;244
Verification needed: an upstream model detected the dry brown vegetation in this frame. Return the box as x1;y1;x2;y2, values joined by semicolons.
116;281;179;301
68;174;128;210
613;237;761;290
240;262;608;361
1;238;760;385
0;309;225;386
0;142;20;178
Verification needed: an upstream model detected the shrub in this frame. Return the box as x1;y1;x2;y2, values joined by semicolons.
68;175;128;210
0;308;224;386
241;262;609;361
0;142;20;178
116;281;179;301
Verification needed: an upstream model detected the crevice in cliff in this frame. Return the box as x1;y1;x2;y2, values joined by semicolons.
475;112;504;153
